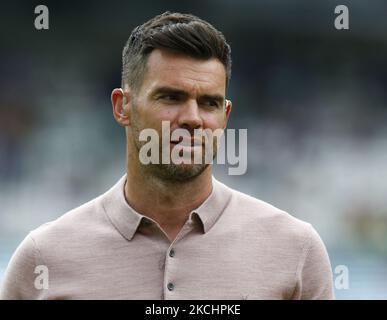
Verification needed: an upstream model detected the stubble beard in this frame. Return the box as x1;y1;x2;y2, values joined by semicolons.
130;107;216;183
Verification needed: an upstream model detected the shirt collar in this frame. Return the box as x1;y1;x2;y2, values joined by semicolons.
101;174;232;241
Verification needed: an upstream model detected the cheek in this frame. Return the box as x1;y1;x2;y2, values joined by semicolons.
140;108;175;133
152;108;181;128
203;113;225;129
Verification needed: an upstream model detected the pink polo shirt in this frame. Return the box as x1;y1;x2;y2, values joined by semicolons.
0;175;334;299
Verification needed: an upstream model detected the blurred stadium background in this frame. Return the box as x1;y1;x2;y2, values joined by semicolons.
1;0;387;299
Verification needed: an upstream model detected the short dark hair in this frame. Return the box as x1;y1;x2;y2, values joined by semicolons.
121;11;232;92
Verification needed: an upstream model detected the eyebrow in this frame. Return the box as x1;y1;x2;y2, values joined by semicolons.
150;86;225;105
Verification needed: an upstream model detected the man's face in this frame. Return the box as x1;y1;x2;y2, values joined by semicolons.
127;49;231;181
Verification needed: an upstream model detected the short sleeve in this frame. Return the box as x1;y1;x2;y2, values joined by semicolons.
292;225;335;300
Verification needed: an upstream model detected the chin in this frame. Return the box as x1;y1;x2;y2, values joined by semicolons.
153;163;209;182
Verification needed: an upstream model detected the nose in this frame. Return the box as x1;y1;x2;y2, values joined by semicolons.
177;99;203;130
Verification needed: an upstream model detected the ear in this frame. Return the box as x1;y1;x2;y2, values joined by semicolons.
223;99;232;129
111;88;130;127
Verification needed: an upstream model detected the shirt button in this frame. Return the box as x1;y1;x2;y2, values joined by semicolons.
169;249;175;257
167;282;175;291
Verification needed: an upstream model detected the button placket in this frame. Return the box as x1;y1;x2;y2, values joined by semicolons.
163;243;180;298
163;216;197;298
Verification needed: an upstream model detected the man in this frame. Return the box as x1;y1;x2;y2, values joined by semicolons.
0;12;334;299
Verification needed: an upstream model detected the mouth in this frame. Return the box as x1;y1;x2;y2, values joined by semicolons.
170;137;203;147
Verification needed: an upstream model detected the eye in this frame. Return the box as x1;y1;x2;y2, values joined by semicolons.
202;99;219;108
159;94;180;102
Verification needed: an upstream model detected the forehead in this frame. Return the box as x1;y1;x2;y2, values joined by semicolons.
140;49;226;95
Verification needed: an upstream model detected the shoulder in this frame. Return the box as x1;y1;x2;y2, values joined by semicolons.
218;180;334;298
0;186;118;299
217;179;319;245
30;195;105;244
29;175;127;246
214;180;325;261
0;196;104;299
26;190;121;264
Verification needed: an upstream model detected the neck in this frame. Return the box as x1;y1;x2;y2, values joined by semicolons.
124;151;213;239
